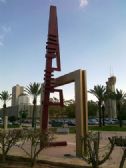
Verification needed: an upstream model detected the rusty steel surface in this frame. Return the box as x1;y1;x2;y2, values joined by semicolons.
41;6;63;132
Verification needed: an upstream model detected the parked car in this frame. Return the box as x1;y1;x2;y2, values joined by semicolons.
8;121;13;125
104;118;112;125
51;120;64;127
122;120;126;125
0;120;3;125
23;120;31;124
88;118;99;125
111;118;119;124
104;118;119;125
12;120;20;125
67;120;76;126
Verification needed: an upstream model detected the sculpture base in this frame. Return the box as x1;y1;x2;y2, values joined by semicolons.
49;141;67;147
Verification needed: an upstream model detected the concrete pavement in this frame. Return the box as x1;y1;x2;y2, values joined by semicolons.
8;132;126;168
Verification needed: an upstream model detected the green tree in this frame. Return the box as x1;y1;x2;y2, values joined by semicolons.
89;85;106;127
49;97;60;118
64;99;75;118
8;115;17;123
19;109;28;125
114;89;126;127
49;97;65;119
49;106;61;118
88;100;98;117
0;91;11;129
120;101;126;120
48;98;76;119
25;82;41;128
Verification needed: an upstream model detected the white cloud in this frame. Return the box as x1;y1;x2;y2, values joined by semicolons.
0;25;11;47
0;0;6;3
80;0;88;8
2;25;11;33
0;41;4;46
0;35;4;47
0;34;4;40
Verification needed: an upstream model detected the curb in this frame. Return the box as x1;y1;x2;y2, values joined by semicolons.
3;155;91;168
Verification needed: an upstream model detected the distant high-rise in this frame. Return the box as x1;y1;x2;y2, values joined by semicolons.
105;76;117;118
12;84;24;106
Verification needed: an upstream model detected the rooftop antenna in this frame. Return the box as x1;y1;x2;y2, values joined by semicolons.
109;65;114;77
109;65;112;77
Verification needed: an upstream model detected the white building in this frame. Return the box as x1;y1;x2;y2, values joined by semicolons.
18;93;30;105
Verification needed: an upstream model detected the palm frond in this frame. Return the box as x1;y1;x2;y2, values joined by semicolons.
25;82;41;97
89;85;106;101
0;91;11;102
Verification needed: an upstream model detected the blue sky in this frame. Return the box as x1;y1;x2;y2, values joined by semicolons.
0;0;126;106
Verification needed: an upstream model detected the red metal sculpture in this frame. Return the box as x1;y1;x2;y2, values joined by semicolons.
41;6;63;132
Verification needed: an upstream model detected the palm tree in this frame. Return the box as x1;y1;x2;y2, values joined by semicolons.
0;91;11;129
114;89;126;127
89;85;106;127
25;82;41;128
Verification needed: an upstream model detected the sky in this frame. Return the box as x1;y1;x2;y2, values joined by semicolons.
0;0;126;107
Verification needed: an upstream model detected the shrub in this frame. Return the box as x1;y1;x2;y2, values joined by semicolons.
15;129;54;167
82;132;115;168
0;129;23;162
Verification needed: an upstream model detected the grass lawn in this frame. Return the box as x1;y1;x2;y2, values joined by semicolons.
65;125;126;133
50;125;126;133
89;125;126;131
0;124;20;129
1;125;126;132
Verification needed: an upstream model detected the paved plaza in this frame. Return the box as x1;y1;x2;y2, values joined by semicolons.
7;132;126;168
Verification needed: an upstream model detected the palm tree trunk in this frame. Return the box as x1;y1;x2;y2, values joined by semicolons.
32;105;35;128
4;116;8;130
32;98;36;128
119;115;122;127
3;103;8;130
102;105;105;126
34;105;37;129
98;105;102;127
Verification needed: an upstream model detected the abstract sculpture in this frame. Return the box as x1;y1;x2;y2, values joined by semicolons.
41;6;63;132
41;5;88;155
